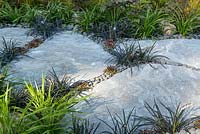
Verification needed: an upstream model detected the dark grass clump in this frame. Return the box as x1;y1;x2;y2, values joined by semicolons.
98;108;141;134
139;100;200;134
45;68;73;100
107;42;168;69
0;37;22;67
68;116;100;134
28;15;63;40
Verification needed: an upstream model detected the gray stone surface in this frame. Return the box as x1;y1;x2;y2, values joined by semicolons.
0;27;34;47
10;31;110;80
1;27;200;130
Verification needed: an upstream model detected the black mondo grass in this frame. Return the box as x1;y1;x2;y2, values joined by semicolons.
69;116;100;134
107;42;168;69
139;100;200;134
45;68;73;99
0;37;21;67
28;15;62;40
98;108;141;134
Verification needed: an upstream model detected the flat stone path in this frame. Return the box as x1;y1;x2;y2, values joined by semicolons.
9;31;109;80
1;28;200;129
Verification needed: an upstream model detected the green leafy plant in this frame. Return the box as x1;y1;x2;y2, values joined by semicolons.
0;76;86;134
99;108;141;134
0;86;17;134
0;2;23;24
76;6;102;33
169;6;200;36
141;0;169;9
20;4;41;24
45;1;74;25
139;100;200;134
0;67;11;95
135;9;165;39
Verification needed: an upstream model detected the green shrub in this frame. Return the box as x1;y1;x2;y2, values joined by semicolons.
0;2;23;24
0;67;11;95
169;6;200;36
135;9;165;39
140;0;170;9
0;86;17;134
0;76;86;134
76;6;102;33
45;1;73;25
20;4;41;24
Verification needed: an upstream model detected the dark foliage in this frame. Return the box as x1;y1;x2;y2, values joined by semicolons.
99;108;141;134
28;15;63;39
69;116;100;134
139;100;200;134
0;37;22;67
107;42;168;69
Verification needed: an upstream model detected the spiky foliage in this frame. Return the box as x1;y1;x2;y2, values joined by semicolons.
68;116;100;134
135;9;165;39
28;15;61;39
20;4;41;24
99;108;141;134
45;68;73;100
0;37;22;67
139;100;200;134
140;0;169;9
0;2;23;24
169;6;200;36
0;86;16;134
107;42;168;69
76;6;102;33
16;77;82;133
1;76;86;134
45;1;73;25
0;67;11;95
91;18;135;42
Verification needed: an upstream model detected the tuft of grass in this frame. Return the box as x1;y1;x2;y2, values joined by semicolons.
68;116;100;134
45;1;74;25
139;100;200;134
0;67;12;95
99;108;141;134
107;42;168;69
20;4;41;24
28;15;61;39
0;75;86;134
76;6;102;33
135;9;165;39
169;6;200;36
140;0;169;9
0;37;22;67
0;86;16;134
0;2;23;24
45;68;73;100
